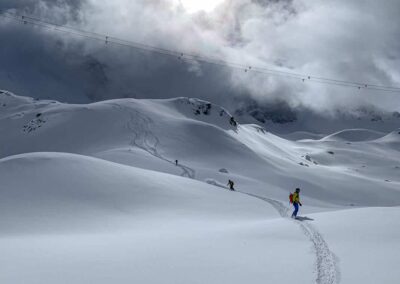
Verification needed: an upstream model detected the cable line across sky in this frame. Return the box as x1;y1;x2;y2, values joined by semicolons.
1;11;400;94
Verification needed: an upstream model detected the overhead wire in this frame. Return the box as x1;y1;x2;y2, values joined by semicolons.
1;11;400;93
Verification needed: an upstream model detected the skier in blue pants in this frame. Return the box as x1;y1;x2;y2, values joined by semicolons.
292;202;299;218
291;188;302;218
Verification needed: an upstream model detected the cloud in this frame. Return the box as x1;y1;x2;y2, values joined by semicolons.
0;0;399;113
216;0;400;112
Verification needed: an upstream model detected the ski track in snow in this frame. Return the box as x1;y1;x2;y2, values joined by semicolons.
126;110;195;179
112;102;339;283
242;192;340;284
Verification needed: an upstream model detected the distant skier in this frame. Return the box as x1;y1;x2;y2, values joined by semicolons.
175;160;178;166
290;188;302;218
227;180;235;191
229;117;237;127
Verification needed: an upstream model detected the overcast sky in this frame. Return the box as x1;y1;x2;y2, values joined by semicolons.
0;0;399;113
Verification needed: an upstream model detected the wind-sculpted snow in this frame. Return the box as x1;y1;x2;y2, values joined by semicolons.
242;192;339;284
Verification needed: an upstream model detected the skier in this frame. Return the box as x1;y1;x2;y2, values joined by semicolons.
290;188;302;218
229;117;237;127
227;180;235;191
175;160;178;166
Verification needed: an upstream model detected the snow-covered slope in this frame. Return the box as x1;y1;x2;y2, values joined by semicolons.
1;90;399;206
1;90;399;284
235;99;400;139
320;128;386;142
0;152;278;234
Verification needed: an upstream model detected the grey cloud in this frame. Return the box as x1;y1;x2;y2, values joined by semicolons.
0;0;399;113
0;0;85;21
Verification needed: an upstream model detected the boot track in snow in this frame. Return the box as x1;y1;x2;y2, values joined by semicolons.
120;104;338;283
242;192;340;284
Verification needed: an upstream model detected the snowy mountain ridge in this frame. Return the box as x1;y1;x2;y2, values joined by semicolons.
234;98;400;138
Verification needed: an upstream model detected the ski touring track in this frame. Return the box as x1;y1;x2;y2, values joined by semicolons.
125;109;195;179
108;102;339;283
242;192;340;284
